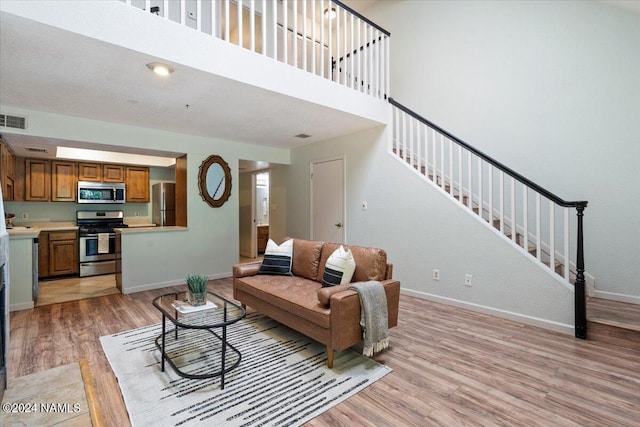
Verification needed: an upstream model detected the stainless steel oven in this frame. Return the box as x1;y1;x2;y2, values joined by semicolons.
76;210;127;277
79;233;117;277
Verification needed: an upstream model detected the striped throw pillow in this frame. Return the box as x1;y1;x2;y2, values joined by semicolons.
322;245;356;287
258;239;293;276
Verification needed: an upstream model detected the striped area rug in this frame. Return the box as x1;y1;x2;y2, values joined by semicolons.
100;313;391;427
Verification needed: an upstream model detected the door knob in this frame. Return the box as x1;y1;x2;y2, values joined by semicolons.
334;222;343;228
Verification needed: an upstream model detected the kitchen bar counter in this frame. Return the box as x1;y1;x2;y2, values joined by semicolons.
116;226;185;234
7;228;40;239
8;221;78;235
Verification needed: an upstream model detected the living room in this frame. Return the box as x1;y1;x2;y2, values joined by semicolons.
1;0;638;425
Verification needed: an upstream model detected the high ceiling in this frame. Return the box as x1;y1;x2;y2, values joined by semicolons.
0;1;383;160
2;0;634;162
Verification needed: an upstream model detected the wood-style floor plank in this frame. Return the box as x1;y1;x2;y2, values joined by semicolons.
8;278;640;426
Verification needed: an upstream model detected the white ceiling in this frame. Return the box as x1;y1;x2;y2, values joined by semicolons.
0;2;381;161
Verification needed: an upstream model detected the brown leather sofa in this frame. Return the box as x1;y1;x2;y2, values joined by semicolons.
233;238;400;368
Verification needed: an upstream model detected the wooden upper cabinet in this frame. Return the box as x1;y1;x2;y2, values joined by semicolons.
103;164;125;182
51;160;77;202
125;166;149;203
25;158;51;201
78;162;102;182
0;140;16;201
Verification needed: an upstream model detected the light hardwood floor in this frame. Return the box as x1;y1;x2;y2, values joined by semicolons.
36;274;120;307
8;279;640;426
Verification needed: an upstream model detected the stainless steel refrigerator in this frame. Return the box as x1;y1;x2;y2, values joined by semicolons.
152;182;176;226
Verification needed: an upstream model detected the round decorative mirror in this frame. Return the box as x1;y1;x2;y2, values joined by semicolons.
198;155;232;208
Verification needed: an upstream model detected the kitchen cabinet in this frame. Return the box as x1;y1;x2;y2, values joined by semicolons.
125;166;150;202
51;161;77;202
78;162;102;182
40;230;78;277
38;232;49;278
0;139;16;201
25;159;51;201
103;164;125;182
257;225;269;254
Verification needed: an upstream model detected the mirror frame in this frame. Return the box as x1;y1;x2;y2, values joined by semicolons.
198;155;232;208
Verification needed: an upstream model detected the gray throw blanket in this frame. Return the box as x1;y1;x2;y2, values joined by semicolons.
348;281;389;357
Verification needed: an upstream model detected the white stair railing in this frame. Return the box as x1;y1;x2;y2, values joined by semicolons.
122;0;390;100
390;98;588;338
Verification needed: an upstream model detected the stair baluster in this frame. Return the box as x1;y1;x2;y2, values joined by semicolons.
389;98;589;339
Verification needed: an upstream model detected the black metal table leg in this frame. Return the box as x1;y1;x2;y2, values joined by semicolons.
221;325;227;389
221;300;228;389
161;314;166;372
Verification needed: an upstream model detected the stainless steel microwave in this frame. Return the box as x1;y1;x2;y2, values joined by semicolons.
77;181;126;204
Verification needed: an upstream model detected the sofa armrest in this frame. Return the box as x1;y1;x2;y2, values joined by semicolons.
328;279;401;351
233;261;262;278
317;283;351;306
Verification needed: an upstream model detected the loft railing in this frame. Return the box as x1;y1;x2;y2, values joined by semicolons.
122;0;390;100
389;98;588;339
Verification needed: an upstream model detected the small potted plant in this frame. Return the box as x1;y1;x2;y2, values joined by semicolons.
186;274;208;306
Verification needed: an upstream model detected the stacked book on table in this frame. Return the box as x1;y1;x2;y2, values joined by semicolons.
171;300;217;314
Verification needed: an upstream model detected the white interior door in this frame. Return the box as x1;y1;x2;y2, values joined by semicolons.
311;157;345;243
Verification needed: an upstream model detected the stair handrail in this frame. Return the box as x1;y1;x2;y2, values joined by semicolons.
389;98;587;209
389;97;588;339
331;0;391;37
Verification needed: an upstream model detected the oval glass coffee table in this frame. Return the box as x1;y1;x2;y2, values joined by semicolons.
152;291;246;389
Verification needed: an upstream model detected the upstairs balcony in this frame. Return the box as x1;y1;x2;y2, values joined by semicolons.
0;0;390;148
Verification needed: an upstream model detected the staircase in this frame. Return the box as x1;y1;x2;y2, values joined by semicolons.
388;98;589;338
587;298;640;351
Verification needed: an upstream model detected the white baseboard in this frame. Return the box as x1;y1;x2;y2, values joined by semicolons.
592;290;640;305
121;272;233;295
401;288;575;335
10;301;34;312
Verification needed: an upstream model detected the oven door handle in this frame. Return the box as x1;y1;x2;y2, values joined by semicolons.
80;233;116;238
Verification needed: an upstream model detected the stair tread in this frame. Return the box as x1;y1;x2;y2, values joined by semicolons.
587;298;640;332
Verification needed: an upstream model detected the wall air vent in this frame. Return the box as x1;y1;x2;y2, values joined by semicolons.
0;114;26;130
25;147;47;153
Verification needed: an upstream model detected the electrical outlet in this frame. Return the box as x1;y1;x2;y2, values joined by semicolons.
433;269;440;281
21;212;29;220
361;201;368;210
135;212;140;217
465;274;472;287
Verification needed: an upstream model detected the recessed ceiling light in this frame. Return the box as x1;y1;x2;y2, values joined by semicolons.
146;62;174;76
324;7;337;19
294;133;312;139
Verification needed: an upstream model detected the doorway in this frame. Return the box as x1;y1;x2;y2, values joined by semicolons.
311;157;345;243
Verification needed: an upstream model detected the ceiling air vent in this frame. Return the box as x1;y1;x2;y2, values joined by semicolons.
25;147;47;153
0;113;27;130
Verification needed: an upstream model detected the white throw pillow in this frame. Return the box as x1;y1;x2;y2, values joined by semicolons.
322;245;356;287
258;239;293;275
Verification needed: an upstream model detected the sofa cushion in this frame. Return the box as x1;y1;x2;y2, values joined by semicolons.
258;239;293;276
291;239;323;280
318;243;388;283
235;275;330;328
321;246;356;287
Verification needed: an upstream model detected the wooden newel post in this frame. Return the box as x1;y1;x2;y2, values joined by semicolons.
574;204;587;339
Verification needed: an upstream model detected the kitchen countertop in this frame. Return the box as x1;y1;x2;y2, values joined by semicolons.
7;221;78;239
116;226;187;234
7;227;41;239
